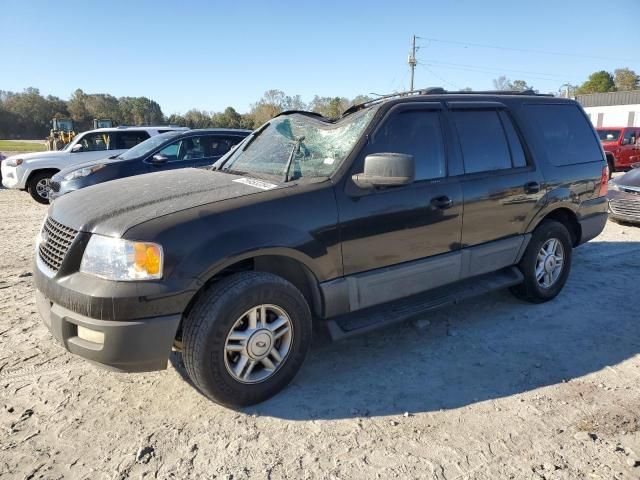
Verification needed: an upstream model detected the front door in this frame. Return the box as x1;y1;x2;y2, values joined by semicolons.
337;103;463;280
618;129;640;169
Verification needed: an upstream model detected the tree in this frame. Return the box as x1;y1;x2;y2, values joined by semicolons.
510;79;534;92
493;76;511;91
310;96;350;119
212;106;243;129
614;68;639;92
576;71;616;94
181;109;213;129
492;77;534;92
67;88;90;126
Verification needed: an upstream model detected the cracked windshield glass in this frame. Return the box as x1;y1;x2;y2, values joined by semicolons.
222;107;378;180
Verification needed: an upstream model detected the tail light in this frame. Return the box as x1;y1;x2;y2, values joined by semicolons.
598;165;608;197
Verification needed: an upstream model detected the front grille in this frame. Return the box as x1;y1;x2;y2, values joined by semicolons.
609;198;640;218
49;180;60;192
38;217;78;273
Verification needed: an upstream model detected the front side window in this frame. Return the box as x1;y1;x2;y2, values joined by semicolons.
157;141;180;161
367;109;446;180
622;129;637;145
452;110;512;174
77;132;112;152
222;108;378;181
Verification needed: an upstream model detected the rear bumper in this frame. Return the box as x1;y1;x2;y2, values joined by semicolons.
577;197;608;244
36;290;181;372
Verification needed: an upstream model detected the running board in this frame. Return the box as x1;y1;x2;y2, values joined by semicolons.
325;266;523;340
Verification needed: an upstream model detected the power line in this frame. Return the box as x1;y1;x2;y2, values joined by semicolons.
424;60;576;80
418;64;460;89
418;37;637;63
418;61;581;84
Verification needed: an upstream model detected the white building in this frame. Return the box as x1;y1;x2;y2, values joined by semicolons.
577;91;640;128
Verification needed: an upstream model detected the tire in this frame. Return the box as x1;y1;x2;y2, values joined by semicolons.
27;171;53;204
510;220;572;303
607;158;615;179
182;271;312;407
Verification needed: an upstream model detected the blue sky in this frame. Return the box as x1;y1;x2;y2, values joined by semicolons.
2;0;638;115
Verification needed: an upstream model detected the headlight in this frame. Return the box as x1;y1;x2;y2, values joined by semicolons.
63;164;105;181
6;158;23;167
80;234;163;281
608;181;620;192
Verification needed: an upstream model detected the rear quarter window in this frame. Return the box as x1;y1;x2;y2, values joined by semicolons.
524;104;603;166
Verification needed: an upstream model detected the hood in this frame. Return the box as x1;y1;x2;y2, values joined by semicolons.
48;168;285;236
53;155;128;179
6;150;67;163
614;167;640;188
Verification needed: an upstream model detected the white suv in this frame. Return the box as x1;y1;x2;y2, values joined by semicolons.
1;126;187;203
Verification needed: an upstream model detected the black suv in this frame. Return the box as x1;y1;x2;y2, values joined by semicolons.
34;89;608;407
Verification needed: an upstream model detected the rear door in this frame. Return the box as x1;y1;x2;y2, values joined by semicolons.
447;103;544;258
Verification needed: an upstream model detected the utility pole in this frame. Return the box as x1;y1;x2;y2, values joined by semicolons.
408;35;417;92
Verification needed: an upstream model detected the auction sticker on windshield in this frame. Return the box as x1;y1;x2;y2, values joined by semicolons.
233;178;278;190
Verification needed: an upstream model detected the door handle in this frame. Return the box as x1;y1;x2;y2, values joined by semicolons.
430;195;453;209
524;181;540;194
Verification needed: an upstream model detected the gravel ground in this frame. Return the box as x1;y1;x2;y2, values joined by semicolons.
0;186;639;480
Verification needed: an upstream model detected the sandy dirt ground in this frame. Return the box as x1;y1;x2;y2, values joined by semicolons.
0;185;639;480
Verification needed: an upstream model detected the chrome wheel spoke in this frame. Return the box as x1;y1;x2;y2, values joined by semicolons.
270;347;282;363
248;308;258;329
261;356;276;371
535;264;545;281
224;304;293;384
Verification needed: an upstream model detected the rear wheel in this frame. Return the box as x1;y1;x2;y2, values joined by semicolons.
182;272;312;407
27;171;53;204
510;220;572;303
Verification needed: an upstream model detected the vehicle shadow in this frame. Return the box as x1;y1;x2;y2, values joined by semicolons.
170;239;640;420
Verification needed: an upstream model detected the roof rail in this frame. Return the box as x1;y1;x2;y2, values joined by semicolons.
341;87;553;117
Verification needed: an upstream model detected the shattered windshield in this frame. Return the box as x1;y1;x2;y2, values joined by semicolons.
221;107;377;181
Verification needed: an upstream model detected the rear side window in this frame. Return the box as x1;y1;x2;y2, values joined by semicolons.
452;111;512;174
369;109;446;180
524;104;603;165
117;131;150;149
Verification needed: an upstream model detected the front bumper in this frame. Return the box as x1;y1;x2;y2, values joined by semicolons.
36;289;181;372
608;189;640;224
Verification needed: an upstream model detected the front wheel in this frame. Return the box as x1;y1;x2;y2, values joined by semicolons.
182;272;312;407
510;220;572;303
27;172;53;204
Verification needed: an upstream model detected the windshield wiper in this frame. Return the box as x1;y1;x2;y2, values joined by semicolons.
242;122;270;152
283;136;305;182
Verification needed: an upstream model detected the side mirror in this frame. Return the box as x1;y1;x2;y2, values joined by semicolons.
622;138;630;145
71;144;83;152
352;153;415;189
149;154;168;165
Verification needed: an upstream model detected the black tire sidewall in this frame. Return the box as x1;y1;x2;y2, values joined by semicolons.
517;220;572;302
184;273;312;407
